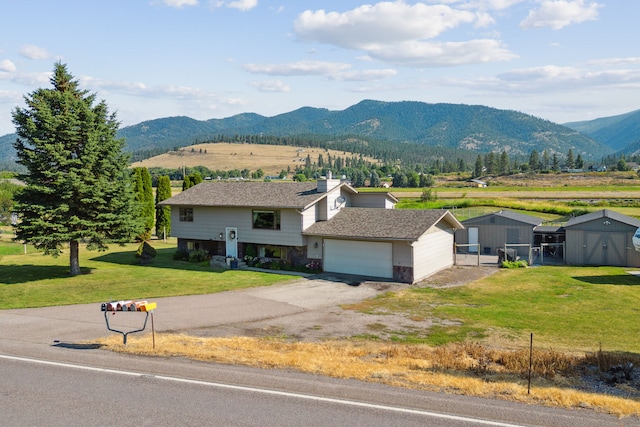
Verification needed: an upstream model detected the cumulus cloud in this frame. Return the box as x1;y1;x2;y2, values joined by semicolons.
294;1;515;67
368;39;516;66
249;80;290;92
0;59;17;73
227;0;257;11
20;45;50;60
330;69;398;81
163;0;198;8
520;0;601;30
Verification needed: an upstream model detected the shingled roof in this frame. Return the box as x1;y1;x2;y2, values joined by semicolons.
158;181;355;209
565;209;640;228
303;208;463;241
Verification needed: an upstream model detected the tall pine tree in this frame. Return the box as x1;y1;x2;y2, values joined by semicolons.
12;62;142;275
132;167;154;240
155;175;172;240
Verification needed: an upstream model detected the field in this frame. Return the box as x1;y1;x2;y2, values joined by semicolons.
130;142;380;176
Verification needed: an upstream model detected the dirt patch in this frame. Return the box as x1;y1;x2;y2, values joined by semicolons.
180;266;497;342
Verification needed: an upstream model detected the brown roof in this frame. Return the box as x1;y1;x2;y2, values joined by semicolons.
159;181;348;209
303;208;462;241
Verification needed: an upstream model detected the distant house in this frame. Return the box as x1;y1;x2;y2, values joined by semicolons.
468;179;487;188
159;176;463;283
564;209;640;267
456;210;544;256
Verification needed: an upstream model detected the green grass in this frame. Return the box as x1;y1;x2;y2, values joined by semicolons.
0;240;301;309
348;266;640;353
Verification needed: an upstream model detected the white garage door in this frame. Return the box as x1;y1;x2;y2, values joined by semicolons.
324;239;393;278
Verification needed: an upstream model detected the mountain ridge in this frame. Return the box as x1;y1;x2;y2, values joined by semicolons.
0;100;619;168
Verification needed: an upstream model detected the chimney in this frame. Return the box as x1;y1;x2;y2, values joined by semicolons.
317;172;340;193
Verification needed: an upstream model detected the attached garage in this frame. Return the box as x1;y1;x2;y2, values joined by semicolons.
565;209;640;267
303;208;463;283
324;239;393;278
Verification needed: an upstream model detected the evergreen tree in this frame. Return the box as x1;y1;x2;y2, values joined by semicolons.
155;175;172;240
473;155;484;178
529;149;540;172
132;167;154;240
552;153;560;172
499;150;510;175
369;170;381;187
575;154;584;169
565;149;575;169
11;62;141;275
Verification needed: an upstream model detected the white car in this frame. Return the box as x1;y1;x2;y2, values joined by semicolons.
633;228;640;252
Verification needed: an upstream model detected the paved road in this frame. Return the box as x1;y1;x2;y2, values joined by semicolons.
0;276;638;426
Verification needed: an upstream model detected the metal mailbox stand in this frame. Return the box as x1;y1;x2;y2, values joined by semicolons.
103;310;151;345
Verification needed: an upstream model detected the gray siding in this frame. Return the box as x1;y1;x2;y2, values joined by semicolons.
459;216;536;256
170;206;306;246
565;219;640;267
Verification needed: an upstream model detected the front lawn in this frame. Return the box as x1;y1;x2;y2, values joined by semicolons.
0;240;300;309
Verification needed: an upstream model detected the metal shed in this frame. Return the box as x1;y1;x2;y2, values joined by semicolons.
564;209;640;267
457;210;544;257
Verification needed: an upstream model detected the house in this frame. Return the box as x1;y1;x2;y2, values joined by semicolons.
456;210;544;256
564;209;640;267
468;178;487;188
159;175;463;283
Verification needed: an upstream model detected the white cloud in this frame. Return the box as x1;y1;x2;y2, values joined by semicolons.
294;1;516;67
368;39;517;66
520;0;601;30
249;80;290;92
227;0;257;11
295;2;477;47
243;60;351;76
0;59;17;73
163;0;198;8
20;45;51;60
330;69;398;81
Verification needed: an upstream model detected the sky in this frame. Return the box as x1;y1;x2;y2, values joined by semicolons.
1;0;639;136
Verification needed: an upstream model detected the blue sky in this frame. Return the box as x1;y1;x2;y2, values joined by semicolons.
1;1;638;135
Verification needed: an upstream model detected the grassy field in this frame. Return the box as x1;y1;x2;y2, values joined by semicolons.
346;265;640;353
130;142;380;176
0;239;300;309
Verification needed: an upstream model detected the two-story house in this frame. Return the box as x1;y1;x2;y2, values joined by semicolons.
159;174;463;283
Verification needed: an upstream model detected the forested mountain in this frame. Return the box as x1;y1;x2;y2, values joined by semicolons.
1;100;615;170
564;109;640;152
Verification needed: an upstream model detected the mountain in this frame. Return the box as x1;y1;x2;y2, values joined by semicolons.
564;109;640;152
1;100;612;166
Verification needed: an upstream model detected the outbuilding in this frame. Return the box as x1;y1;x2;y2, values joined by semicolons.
456;210;544;257
564;209;640;267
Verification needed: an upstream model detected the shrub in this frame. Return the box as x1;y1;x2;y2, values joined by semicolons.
173;249;189;261
501;260;528;268
188;249;209;263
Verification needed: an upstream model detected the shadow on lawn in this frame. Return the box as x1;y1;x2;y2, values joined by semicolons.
572;274;640;286
92;247;217;272
0;264;94;284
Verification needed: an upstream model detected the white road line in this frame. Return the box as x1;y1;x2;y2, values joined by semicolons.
0;354;526;427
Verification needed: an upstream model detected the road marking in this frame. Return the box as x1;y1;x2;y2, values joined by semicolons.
0;354;525;427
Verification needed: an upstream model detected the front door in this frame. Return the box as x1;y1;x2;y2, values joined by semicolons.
468;227;479;253
225;227;238;258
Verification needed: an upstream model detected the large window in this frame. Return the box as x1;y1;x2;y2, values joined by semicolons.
179;208;193;222
252;210;281;230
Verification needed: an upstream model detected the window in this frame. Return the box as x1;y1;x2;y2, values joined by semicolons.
252;210;280;230
259;246;284;259
180;208;193;222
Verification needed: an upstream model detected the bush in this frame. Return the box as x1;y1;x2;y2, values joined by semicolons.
188;249;209;263
501;260;528;268
173;249;189;261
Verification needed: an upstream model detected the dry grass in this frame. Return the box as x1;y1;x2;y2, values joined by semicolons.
131;142;380;176
96;334;640;418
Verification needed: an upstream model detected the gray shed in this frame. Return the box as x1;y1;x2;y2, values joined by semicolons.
457;210;544;256
564;209;640;267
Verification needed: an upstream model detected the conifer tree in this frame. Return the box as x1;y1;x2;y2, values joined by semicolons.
11;62;141;275
132;167;154;240
155;175;172;240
